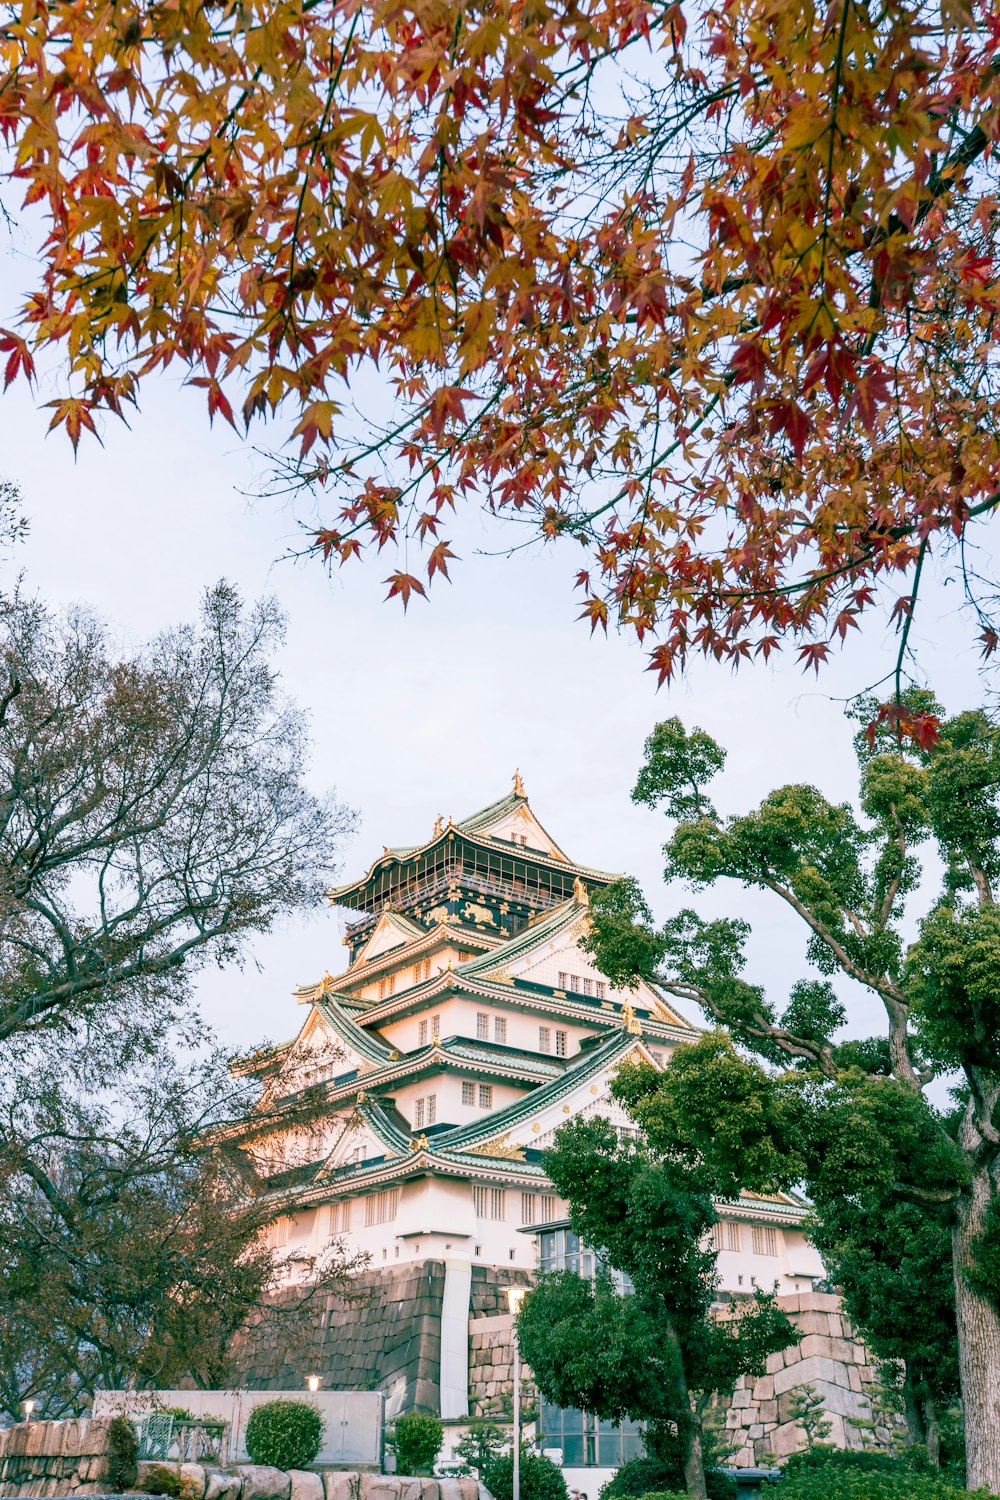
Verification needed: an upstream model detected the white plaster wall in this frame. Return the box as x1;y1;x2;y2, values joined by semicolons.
390;1074;530;1131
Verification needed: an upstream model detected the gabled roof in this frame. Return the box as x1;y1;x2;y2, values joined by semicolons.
455;895;584;978
313;996;393;1066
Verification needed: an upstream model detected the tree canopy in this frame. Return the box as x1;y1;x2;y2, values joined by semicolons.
584;706;1000;1489
516;1112;795;1498
1;1;998;677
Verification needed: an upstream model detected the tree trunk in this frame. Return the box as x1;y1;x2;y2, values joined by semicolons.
901;1369;925;1452
681;1420;707;1500
923;1393;940;1470
953;1165;1000;1492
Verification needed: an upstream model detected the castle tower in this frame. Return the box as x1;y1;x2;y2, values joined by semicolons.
240;778;822;1423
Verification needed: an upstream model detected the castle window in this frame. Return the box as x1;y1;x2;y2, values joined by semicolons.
557;972;568;990
378;973;395;999
364;1189;400;1227
582;977;593;996
477;1012;489;1040
540;1194;561;1223
539;1026;551;1053
479;1084;493;1108
418;1020;428;1046
568;974;580;993
265;1216;290;1249
521;1192;537;1224
752;1225;777;1256
595;981;606;1000
413;959;431;984
555;1030;567;1057
727;1222;743;1252
472;1185;507;1219
415;1098;425;1128
519;835;527;846
427;1094;437;1124
462;1082;475;1105
431;1013;441;1039
494;1017;508;1044
326;1200;351;1234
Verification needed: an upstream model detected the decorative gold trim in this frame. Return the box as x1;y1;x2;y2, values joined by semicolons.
466;1134;527;1161
513;768;526;797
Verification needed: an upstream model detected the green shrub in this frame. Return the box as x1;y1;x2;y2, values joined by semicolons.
782;1449;930;1478
244;1399;324;1470
389;1413;444;1476
454;1418;506;1476
598;1453;736;1500
106;1415;138;1491
138;1463;181;1496
775;1463;988;1499
483;1446;568;1500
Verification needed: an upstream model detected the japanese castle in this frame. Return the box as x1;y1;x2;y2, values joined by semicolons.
246;776;822;1446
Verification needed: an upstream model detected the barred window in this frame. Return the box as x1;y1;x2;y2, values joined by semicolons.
418;1019;428;1046
555;1030;567;1057
477;1012;489;1040
539;1026;551;1053
557;972;568;990
479;1084;493;1108
378;973;395;999
494;1017;507;1044
326;1200;351;1234
751;1225;777;1256
521;1192;537;1225
490;1188;506;1219
431;1013;441;1039
582;977;593;996
462;1081;475;1105
427;1094;437;1125
727;1222;743;1252
265;1217;290;1249
540;1194;562;1222
472;1185;507;1219
595;981;607;1000
413;959;431;984
415;1098;425;1128
364;1189;400;1227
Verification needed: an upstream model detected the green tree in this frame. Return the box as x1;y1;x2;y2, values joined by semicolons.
583;707;1000;1490
786;1387;832;1451
516;1115;796;1498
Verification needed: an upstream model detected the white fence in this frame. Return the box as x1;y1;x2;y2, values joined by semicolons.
93;1389;384;1467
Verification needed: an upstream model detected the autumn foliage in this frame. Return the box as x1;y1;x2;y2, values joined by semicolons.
2;0;1000;675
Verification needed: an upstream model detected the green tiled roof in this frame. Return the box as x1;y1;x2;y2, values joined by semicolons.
455;897;582;978
457;790;526;834
315;996;392;1065
436;1027;642;1152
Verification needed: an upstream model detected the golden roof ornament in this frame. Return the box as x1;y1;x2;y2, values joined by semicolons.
513;768;526;797
411;1133;429;1151
621;1000;643;1036
573;875;590;906
433;814;443;836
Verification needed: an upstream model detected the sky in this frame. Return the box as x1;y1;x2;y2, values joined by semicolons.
1;251;994;1055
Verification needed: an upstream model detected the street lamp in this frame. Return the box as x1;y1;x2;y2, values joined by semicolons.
22;1401;35;1421
306;1376;321;1393
505;1288;527;1500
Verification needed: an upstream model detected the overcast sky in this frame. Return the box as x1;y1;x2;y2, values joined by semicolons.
2;241;994;1055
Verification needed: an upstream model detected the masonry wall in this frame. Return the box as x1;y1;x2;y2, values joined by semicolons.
0;1418;119;1496
235;1264;447;1417
719;1291;879;1467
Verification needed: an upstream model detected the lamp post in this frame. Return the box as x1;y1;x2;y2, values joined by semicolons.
306;1376;321;1393
22;1401;35;1422
505;1288;527;1500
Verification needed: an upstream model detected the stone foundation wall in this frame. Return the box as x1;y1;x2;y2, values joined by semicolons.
235;1264;447;1417
0;1418;120;1496
721;1292;878;1467
467;1268;535;1421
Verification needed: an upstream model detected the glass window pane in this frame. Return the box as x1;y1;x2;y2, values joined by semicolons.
562;1436;585;1466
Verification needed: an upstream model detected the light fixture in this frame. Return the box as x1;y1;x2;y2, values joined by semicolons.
306;1376;320;1393
505;1286;526;1315
22;1400;35;1419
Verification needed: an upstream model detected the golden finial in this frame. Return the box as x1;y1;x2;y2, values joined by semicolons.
573;875;589;906
411;1133;429;1150
320;970;335;992
433;815;443;836
357;1089;366;1102
513;768;526;797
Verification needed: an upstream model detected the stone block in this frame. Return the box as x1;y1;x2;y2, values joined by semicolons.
748;1426;765;1440
180;1462;207;1499
794;1312;831;1337
765;1352;784;1375
772;1355;842;1396
324;1472;361;1500
758;1401;777;1424
847;1368;862;1393
751;1376;773;1402
233;1466;292;1500
289;1471;323;1500
205;1472;243;1500
731;1389;751;1409
768;1422;805;1459
798;1334;837;1362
